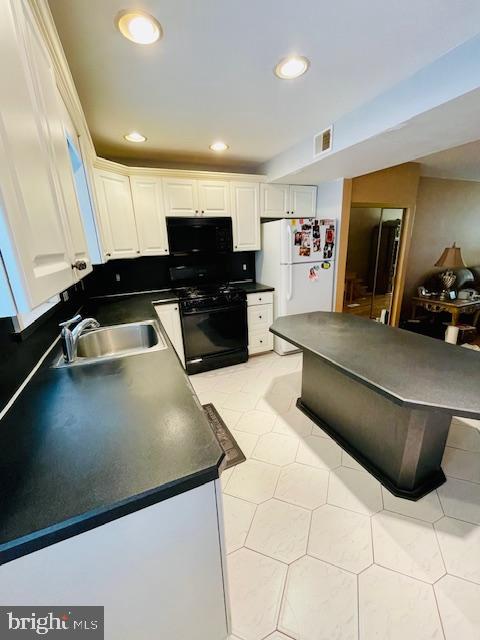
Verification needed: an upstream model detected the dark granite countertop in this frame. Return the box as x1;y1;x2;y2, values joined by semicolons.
112;282;274;307
0;293;223;564
235;282;274;294
271;312;480;418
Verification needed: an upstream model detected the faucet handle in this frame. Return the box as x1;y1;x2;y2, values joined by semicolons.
59;314;82;330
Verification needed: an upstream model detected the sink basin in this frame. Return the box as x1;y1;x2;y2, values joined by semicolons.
54;320;167;367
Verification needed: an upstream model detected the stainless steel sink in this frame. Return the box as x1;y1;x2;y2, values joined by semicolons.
54;320;167;367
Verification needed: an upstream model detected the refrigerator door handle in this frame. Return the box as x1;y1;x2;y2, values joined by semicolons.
287;264;293;301
286;222;293;264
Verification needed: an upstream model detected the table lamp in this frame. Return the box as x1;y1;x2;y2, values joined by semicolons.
434;242;466;298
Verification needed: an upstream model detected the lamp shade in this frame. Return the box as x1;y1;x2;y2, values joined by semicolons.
434;242;466;269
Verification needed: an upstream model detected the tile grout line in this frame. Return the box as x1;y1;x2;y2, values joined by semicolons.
431;582;447;640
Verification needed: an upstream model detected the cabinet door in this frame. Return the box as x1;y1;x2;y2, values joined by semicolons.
0;1;74;310
130;176;169;256
290;185;317;218
260;184;290;218
198;181;230;217
163;178;199;216
155;304;185;366
21;3;91;282
94;170;139;259
231;182;260;251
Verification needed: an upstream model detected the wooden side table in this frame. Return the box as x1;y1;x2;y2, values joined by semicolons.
411;296;480;326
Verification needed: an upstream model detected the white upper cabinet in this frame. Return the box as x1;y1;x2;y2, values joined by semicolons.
19;2;91;281
163;178;198;216
163;178;230;217
260;183;317;218
130;176;169;256
231;183;260;252
0;1;78;311
260;184;290;217
197;181;230;217
290;185;317;218
94;169;139;259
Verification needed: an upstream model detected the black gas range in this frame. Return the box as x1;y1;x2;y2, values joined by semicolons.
177;284;248;375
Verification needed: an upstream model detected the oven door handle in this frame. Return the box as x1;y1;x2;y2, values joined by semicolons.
181;304;245;315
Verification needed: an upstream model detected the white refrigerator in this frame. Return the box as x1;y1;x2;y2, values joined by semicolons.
256;217;336;355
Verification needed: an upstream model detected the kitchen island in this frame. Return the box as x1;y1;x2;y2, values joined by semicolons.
271;312;480;500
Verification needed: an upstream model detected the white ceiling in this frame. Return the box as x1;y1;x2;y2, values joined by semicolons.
48;0;480;171
417;140;480;182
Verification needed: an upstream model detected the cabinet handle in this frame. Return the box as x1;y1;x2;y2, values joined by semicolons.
201;210;205;214
291;211;294;215
259;315;262;319
258;297;262;301
106;253;111;257
72;259;87;270
286;211;290;215
195;210;199;214
136;250;140;254
164;249;168;252
260;339;263;343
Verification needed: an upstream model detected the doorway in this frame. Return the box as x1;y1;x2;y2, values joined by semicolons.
343;207;404;323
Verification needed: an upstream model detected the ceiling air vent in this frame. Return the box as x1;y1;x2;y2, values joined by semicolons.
313;125;333;158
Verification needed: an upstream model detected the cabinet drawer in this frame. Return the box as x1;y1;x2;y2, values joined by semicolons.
247;304;272;332
247;292;273;306
248;331;273;354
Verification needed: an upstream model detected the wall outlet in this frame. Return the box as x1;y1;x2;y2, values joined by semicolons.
61;290;69;302
115;273;121;282
242;263;247;271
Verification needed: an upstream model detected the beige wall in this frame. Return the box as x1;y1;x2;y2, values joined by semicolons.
336;163;420;325
351;163;420;208
403;177;480;313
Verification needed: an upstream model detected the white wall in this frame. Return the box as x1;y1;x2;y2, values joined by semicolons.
263;34;480;185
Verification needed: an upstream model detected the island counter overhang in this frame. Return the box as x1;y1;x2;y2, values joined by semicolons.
271;312;480;500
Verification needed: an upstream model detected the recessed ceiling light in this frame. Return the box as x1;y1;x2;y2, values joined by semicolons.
274;56;310;80
116;10;163;45
124;131;147;142
209;141;229;152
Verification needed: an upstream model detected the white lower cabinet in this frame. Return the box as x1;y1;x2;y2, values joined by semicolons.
155;294;273;363
0;481;229;640
155;303;185;366
247;292;274;355
231;182;260;251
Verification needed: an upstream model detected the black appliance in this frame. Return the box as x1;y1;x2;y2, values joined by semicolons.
179;285;248;374
167;217;233;255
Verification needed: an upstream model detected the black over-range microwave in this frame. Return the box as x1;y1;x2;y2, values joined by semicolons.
166;217;233;254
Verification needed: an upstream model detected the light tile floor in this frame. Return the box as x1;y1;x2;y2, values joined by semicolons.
190;352;480;640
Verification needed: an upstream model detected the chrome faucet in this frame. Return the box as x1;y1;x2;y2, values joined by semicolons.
59;314;100;363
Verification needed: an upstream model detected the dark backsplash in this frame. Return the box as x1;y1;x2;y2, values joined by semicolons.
0;281;88;413
87;252;256;296
0;252;256;412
